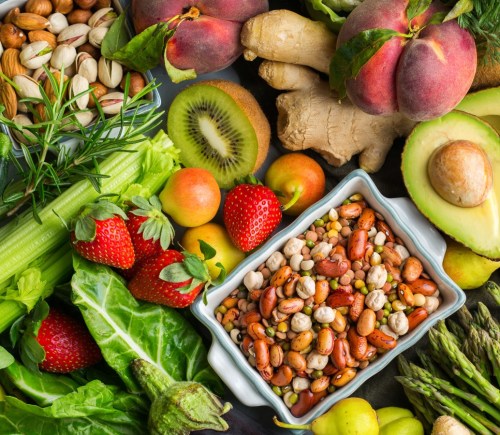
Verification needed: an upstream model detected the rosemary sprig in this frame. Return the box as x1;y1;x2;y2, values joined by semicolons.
0;67;163;220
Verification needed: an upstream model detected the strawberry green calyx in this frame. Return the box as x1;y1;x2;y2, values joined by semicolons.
129;195;174;250
159;241;226;304
74;199;128;242
131;358;231;435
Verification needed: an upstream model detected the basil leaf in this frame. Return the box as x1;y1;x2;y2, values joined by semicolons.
101;11;130;59
106;23;171;73
71;256;223;395
406;0;432;21
329;28;401;98
0;346;14;369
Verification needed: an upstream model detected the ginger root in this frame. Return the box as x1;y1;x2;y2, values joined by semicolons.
241;11;416;172
241;9;336;74
259;62;416;172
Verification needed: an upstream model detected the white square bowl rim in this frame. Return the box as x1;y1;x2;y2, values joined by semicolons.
191;169;466;426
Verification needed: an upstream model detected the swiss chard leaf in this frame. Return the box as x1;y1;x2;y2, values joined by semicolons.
329;28;402;98
105;23;171;73
101;11;130;59
70;255;223;395
406;0;432;21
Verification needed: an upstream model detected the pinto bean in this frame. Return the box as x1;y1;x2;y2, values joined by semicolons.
356;308;376;336
248;322;274;345
367;329;397;350
259;364;274;381
331;367;357;387
402;256;423;282
407;307;429;331
347;328;368;360
254;339;270;371
278;297;305;314
357;208;376;231
376;220;395;242
291;330;314;352
338;202;363;219
347;229;368;261
311;376;330;393
314;280;330;304
284;272;301;297
271;265;293;287
239;310;261;327
410;278;438;296
287;351;307;371
331;310;347;333
349;291;365;322
315;258;349;278
380;246;402;266
270;344;284;368
398;282;415;307
259;286;278;319
316;327;335;355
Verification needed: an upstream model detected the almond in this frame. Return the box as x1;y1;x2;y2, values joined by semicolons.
1;48;27;79
0;82;18;119
28;30;57;49
12;13;50;31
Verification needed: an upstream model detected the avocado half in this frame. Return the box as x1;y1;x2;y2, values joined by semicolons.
456;86;500;132
402;110;500;260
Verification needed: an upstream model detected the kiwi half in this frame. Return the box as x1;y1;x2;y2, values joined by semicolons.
167;80;270;189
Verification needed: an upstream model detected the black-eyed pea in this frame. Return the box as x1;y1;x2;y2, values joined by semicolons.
311;376;330;393
331;367;357;387
230;328;242;344
356;308;376;336
398;282;415;307
291;330;314;352
287;351;307;371
269;343;284;367
271;265;293;286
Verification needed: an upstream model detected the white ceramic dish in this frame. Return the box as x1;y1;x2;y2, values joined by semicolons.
0;0;161;157
191;169;466;427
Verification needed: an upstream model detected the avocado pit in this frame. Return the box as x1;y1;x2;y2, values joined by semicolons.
427;140;493;207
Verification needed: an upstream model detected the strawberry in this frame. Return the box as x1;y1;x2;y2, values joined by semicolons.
128;242;226;308
223;179;282;252
126;196;175;264
71;199;135;269
36;306;102;373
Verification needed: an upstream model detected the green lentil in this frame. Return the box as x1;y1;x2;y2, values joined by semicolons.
301;270;311;277
330;279;339;290
306;239;315;248
388;293;398;302
321;323;330;329
383;309;391;317
342;199;351;205
367;283;376;292
282;342;290;351
282;385;292;394
289;393;299;405
381;317;388;325
384;302;392;311
314;219;325;227
328;385;336;393
312;370;323;379
302;306;313;316
313;324;322;333
224;321;234;332
272;386;282;396
391;281;398;289
360;286;369;295
322;213;330;222
375;321;380;329
215;305;227;315
386;273;393;283
266;326;275;337
374;245;384;254
405;307;415;315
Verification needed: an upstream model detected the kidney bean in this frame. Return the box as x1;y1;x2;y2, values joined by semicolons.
408;307;429;331
347;328;368;360
315;258;349;278
410;278;438;296
316;327;335;355
290;389;315;417
367;329;397;350
331;367;357;387
314;280;330;304
356;308;376;336
376;220;395;242
326;291;355;308
358;208;376;231
259;286;277;319
291;330;314;352
254;339;270;371
402;256;423;282
278;297;305;314
283;272;300;297
398;283;415;307
248;322;274;345
311;376;330;393
381;246;403;266
271;265;293;286
348;229;368;261
338;202;363;219
323;363;339;376
270;344;284;368
332;337;347;369
271;364;293;387
349;291;365;323
287;351;307;371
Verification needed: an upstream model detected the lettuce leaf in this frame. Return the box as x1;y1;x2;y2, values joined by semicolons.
70;256;223;395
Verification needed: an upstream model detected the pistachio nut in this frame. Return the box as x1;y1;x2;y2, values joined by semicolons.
32;65;57;82
75;52;97;83
98;91;126;115
17;100;28;113
88;8;117;28
13;74;43;99
98;57;122;89
69;74;90;110
57;23;91;48
88;26;108;48
61;110;94;131
11;114;37;144
20;40;52;69
47;12;69;34
50;43;77;69
0;81;18;119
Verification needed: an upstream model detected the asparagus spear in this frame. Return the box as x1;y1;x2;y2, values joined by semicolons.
395;377;496;435
485;281;500;306
464;325;492;382
417;350;449;380
447;318;468;343
478;328;500;388
456;305;474;332
475;302;500;342
408;363;500;423
429;328;500;408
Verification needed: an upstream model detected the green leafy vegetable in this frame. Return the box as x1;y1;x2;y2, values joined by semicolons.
329;28;402;97
70;256;223;395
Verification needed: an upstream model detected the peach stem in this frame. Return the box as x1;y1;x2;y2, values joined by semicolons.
281;188;302;212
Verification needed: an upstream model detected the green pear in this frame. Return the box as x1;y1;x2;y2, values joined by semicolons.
379;417;424;435
377;407;414;428
443;238;500;290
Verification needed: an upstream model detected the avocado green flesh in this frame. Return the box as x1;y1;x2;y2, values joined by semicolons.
456;86;500;132
402;111;500;260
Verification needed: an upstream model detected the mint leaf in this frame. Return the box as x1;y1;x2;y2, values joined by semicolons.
199;240;216;261
182;253;209;281
101;11;129;59
160;263;191;283
329;28;402;98
406;0;432;21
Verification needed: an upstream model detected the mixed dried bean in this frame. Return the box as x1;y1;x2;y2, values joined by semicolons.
215;193;442;417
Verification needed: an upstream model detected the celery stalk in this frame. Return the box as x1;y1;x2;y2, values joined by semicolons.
0;131;179;286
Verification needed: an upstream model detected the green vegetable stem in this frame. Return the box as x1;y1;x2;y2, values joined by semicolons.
131;358;232;435
0;132;12;196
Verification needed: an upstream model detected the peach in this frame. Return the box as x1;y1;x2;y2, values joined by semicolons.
131;0;269;76
336;0;476;121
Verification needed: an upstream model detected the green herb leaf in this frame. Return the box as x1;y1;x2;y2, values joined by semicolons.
329;28;402;98
212;262;227;287
407;0;432;21
427;11;447;26
106;23;170;72
0;268;48;313
199;240;216;261
303;0;348;33
74;215;96;242
160;263;191;283
177;277;202;294
101;11;130;59
182;253;209;282
0;346;14;369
